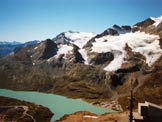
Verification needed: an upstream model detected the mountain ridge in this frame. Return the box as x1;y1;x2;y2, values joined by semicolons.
0;15;162;110
0;40;40;56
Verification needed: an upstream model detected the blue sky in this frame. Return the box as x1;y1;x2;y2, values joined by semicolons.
0;0;162;42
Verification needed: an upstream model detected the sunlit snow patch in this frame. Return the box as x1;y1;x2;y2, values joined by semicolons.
54;44;73;59
65;32;96;48
91;32;162;71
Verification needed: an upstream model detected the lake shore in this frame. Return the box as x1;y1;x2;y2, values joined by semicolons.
0;89;116;121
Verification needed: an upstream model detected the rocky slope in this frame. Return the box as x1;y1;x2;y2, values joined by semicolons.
0;96;53;122
59;111;129;122
133;15;162;44
0;15;162;111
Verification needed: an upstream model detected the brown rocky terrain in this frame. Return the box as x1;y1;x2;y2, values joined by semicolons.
0;96;53;122
59;111;129;122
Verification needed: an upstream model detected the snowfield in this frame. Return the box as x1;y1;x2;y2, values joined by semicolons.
91;32;162;71
65;31;96;48
52;30;162;72
55;44;73;58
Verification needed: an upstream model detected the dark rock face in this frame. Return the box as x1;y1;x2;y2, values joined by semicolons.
83;25;131;48
121;25;132;31
113;25;132;33
89;52;114;65
66;45;85;63
133;18;162;42
103;28;119;36
52;32;71;44
113;24;122;31
40;39;58;59
72;46;85;63
159;38;162;49
83;28;118;48
132;18;155;33
115;64;141;73
110;73;125;87
92;28;119;39
134;18;155;28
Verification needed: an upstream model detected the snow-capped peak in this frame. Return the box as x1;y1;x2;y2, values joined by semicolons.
52;27;162;72
50;31;96;62
53;31;96;48
150;15;162;27
64;31;96;48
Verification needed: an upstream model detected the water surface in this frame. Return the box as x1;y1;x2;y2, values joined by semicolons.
0;89;115;121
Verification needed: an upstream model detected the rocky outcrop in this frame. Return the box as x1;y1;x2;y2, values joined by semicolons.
134;18;155;28
52;32;71;44
121;25;132;31
115;64;141;74
72;46;85;63
0;96;53;122
132;18;155;32
39;39;58;59
84;28;118;48
113;24;122;31
84;25;131;48
89;52;114;65
132;18;162;38
113;25;132;32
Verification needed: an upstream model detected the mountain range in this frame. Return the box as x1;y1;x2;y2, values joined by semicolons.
0;15;162;110
0;40;39;56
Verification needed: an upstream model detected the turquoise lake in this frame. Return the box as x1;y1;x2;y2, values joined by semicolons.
0;89;115;121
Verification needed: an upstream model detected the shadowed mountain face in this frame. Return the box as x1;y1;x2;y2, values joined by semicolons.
0;15;162;109
39;39;58;59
